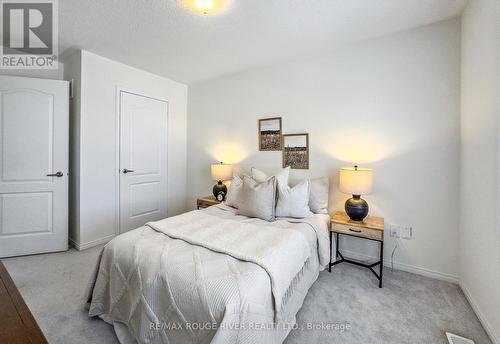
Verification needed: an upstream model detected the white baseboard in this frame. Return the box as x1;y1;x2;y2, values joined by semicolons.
460;283;500;344
339;248;459;284
69;234;115;251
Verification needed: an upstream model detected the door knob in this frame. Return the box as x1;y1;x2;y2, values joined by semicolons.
46;171;64;177
122;169;135;174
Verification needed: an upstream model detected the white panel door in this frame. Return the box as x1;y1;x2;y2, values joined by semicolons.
119;91;168;233
0;76;68;258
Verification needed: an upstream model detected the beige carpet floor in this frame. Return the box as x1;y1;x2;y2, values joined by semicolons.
3;246;492;344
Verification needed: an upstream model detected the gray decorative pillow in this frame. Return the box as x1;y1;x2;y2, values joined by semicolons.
225;175;243;208
309;177;329;214
276;179;312;218
236;176;277;221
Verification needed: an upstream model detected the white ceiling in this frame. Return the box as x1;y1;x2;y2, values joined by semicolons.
59;0;468;84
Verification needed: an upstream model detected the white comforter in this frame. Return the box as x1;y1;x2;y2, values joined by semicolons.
87;204;330;344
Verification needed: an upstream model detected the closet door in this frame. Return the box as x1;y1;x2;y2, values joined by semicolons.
119;91;168;233
0;76;68;258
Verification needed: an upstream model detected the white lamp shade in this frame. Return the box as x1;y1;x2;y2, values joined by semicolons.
339;167;373;195
211;163;233;181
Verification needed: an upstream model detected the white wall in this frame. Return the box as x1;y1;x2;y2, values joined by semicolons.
66;50;188;249
460;1;500;342
0;64;64;79
187;19;461;281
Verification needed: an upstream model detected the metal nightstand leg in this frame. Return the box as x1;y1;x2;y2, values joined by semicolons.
379;241;383;288
329;232;342;273
329;231;332;272
335;232;340;259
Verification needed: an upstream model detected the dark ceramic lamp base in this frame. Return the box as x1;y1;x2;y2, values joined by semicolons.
212;181;227;200
345;195;369;222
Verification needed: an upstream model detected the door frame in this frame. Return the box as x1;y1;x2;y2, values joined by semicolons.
114;86;169;236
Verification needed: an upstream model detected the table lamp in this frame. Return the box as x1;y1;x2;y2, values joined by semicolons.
339;165;373;221
211;162;233;201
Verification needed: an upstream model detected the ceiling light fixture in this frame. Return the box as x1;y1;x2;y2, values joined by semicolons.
182;0;227;15
195;0;214;13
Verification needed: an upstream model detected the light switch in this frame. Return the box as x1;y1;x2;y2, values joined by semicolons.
402;225;412;240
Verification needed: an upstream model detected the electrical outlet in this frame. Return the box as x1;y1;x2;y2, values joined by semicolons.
401;225;412;240
390;224;401;238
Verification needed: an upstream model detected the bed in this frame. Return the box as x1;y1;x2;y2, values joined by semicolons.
87;203;330;344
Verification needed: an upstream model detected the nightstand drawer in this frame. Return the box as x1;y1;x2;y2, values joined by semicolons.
331;223;383;241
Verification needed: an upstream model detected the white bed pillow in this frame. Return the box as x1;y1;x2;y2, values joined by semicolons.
251;166;290;186
276;179;312;218
236;176;276;222
225;175;243;208
309;177;329;214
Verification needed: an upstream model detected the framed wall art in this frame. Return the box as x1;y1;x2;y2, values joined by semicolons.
282;133;309;169
258;117;282;151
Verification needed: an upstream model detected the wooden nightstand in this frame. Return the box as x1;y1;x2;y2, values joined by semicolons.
329;211;385;288
197;196;221;209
